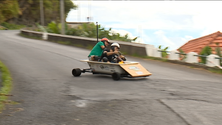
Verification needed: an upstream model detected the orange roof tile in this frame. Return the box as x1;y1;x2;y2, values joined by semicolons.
178;31;222;54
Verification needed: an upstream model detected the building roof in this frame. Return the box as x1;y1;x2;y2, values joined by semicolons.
178;31;222;54
66;22;92;28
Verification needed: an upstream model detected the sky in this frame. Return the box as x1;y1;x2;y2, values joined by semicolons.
66;1;222;50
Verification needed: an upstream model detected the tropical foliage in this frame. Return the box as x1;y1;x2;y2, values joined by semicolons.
0;22;25;30
199;46;212;64
178;48;186;61
0;0;77;25
215;43;222;65
46;22;138;42
0;0;136;42
158;45;169;58
0;0;20;24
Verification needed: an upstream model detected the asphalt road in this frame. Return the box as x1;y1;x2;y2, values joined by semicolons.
0;30;222;125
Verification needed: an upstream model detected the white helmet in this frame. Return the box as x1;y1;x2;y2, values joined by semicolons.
111;42;120;48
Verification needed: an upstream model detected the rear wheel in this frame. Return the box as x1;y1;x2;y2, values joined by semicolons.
72;68;81;77
112;72;121;81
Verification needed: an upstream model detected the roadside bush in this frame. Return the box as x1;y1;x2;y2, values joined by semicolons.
199;46;212;64
215;43;222;66
158;45;169;58
46;21;60;34
0;22;25;30
178;48;186;61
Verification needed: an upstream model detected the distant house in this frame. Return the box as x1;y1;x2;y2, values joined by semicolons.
178;31;222;54
66;22;92;28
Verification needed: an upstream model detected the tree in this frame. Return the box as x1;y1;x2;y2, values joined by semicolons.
0;0;77;26
0;0;20;24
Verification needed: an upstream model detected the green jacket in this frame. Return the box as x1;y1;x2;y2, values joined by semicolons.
88;41;105;57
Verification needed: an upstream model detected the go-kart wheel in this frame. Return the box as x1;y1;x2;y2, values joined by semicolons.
72;68;81;77
112;72;121;81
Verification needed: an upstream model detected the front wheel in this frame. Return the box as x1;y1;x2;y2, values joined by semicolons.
72;68;81;77
112;72;121;81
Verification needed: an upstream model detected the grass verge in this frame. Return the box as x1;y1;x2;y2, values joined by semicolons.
208;68;222;74
0;60;12;112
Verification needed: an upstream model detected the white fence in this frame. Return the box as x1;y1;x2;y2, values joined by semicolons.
145;44;222;69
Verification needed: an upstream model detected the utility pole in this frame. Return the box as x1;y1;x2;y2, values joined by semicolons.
40;0;44;26
60;0;65;35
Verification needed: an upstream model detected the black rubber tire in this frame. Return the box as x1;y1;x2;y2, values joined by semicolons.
72;68;81;77
112;72;121;81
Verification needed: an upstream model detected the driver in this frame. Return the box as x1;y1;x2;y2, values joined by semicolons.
101;42;126;63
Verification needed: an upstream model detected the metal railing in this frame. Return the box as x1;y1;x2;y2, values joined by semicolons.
215;57;222;60
175;52;187;55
